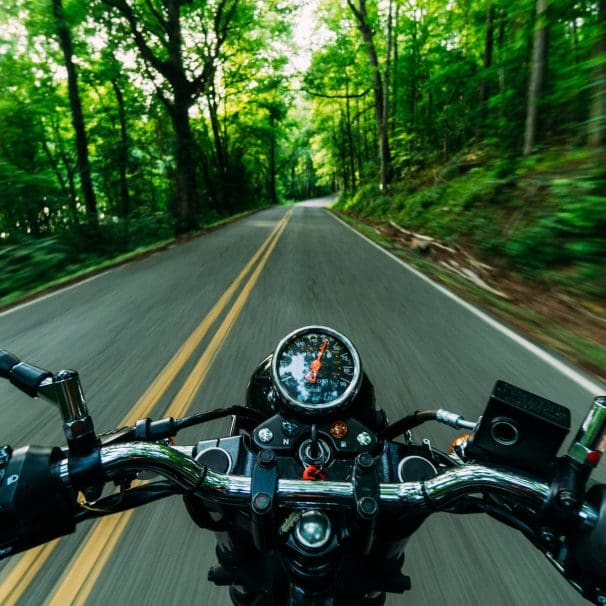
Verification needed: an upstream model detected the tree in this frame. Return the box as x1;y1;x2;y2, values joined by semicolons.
588;0;605;147
52;0;98;225
346;0;392;190
523;0;550;155
101;0;242;232
478;3;496;134
304;37;361;190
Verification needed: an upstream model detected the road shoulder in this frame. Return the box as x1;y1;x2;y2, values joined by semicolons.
329;208;606;388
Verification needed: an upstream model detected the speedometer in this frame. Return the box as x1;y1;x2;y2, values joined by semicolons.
271;326;362;414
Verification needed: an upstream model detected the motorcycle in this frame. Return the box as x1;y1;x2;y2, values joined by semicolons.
1;325;606;605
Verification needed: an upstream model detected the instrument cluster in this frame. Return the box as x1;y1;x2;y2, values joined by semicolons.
271;326;362;416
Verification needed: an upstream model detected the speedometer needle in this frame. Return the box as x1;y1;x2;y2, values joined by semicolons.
305;339;328;384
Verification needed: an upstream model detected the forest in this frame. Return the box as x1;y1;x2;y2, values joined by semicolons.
0;0;604;313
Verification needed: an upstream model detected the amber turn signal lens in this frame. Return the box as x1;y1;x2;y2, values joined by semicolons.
448;433;471;454
330;420;348;439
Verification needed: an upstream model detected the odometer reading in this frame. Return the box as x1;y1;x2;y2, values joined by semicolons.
271;326;362;414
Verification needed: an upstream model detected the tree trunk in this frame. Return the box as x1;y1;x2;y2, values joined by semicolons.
347;0;392;190
354;96;364;179
337;116;349;192
410;17;418;128
42;140;69;206
305;155;314;198
268;108;278;205
199;120;218;207
570;18;579;65
383;0;393;142
166;0;200;229
345;75;356;189
427;84;434;147
497;9;507;121
523;0;550;156
63;156;79;224
170;92;199;232
269;133;278;205
52;0;98;226
588;0;606;147
391;2;399;137
207;82;229;213
479;4;496;135
111;79;131;219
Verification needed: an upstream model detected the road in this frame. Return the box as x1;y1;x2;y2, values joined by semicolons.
0;200;604;605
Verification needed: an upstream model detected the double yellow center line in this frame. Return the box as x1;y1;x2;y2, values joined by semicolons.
0;209;292;606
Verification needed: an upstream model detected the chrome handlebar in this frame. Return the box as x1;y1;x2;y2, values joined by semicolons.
58;442;596;520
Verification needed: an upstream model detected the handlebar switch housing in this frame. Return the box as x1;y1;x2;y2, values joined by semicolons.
0;446;75;559
0;445;12;486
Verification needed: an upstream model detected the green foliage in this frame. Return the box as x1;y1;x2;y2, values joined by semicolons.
338;149;606;297
1;0;604;302
504;175;606;272
307;0;605;304
304;0;605;187
0;0;304;299
0;237;77;298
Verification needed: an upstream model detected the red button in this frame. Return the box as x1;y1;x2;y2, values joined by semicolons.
586;451;601;465
302;465;327;480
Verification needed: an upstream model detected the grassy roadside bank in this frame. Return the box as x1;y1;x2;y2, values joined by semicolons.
330;150;606;384
0;206;274;312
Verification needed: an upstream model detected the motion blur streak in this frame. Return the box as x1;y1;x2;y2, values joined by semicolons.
44;209;292;606
0;540;59;606
48;511;133;606
0;210;290;606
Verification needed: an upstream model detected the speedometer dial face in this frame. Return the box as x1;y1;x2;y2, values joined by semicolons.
271;326;362;414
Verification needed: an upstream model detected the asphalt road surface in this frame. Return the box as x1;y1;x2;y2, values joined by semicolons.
0;200;604;605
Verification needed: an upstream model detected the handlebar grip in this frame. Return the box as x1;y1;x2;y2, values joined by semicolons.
0;445;76;559
9;363;52;397
568;485;606;590
0;351;53;397
0;350;21;379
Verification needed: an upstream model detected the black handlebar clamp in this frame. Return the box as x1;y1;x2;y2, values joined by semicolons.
251;450;278;552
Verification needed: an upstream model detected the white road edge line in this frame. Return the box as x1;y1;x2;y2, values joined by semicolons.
0;271;111;318
328;210;605;396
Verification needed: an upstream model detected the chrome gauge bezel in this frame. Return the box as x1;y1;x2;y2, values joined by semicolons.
271;325;362;415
